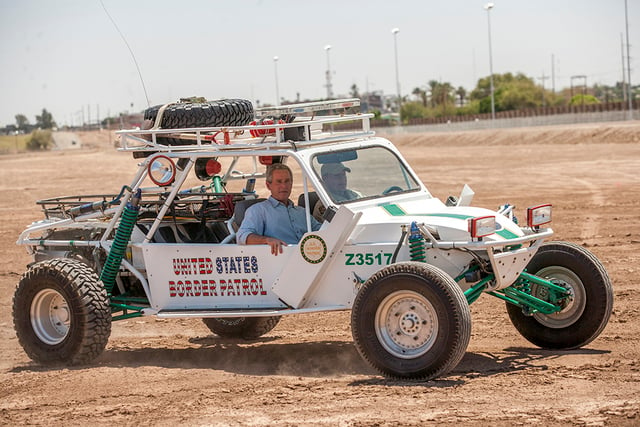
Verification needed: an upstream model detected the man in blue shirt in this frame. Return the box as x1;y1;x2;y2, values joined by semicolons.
237;163;321;255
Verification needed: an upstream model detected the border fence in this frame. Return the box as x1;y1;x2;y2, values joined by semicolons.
369;101;638;133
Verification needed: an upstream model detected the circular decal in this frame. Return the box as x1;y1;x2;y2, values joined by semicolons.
300;235;327;264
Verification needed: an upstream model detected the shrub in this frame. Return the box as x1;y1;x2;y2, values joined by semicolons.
26;129;52;150
569;94;600;106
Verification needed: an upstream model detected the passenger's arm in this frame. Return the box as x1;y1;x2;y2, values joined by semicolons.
245;234;286;255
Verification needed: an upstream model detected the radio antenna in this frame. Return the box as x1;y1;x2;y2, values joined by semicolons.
100;0;151;108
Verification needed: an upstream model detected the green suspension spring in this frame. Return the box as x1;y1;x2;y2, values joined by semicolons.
408;221;426;262
99;189;141;295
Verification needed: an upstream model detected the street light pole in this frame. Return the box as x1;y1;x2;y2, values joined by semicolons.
484;3;496;120
624;0;633;119
391;28;401;120
324;45;333;99
273;56;280;106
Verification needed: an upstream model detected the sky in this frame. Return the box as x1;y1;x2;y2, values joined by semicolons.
1;0;638;127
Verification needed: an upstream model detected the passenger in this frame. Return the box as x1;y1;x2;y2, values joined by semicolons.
313;162;361;220
237;163;321;255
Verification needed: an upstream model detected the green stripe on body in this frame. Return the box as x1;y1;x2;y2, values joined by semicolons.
382;204;471;220
382;203;521;240
382;204;406;216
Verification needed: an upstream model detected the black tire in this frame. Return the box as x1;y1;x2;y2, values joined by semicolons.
351;262;471;380
13;258;111;365
144;99;254;146
506;241;613;349
202;316;281;340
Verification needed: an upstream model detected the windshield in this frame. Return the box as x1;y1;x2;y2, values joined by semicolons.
311;146;421;204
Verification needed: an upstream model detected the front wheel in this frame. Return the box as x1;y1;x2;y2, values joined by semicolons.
13;259;111;365
202;316;281;340
351;262;471;380
506;241;613;349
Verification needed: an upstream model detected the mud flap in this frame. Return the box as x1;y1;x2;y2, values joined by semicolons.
272;205;361;308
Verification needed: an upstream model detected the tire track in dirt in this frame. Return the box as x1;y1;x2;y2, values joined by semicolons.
571;177;605;241
568;166;640;241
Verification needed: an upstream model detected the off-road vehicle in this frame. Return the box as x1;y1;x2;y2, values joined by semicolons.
14;98;613;380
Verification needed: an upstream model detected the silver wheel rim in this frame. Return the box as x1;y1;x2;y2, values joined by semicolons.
30;289;70;345
375;290;438;359
532;266;586;328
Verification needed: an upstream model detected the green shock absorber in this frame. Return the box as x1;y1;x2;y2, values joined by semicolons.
99;189;141;295
408;221;426;262
212;175;223;193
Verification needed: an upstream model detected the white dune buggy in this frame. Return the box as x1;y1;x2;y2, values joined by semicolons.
13;98;613;380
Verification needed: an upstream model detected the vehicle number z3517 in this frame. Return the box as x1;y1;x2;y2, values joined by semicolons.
344;252;392;266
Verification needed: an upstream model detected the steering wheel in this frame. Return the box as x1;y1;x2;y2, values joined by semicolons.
382;186;403;195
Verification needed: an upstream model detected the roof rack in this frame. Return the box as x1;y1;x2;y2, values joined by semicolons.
255;98;360;117
116;99;374;154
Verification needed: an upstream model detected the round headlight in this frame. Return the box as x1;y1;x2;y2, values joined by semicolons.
148;155;176;186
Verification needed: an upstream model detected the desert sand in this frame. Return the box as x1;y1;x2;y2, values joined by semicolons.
1;122;639;426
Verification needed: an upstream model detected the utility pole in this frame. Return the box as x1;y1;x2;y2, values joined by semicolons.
551;54;556;94
621;33;627;103
537;72;549;107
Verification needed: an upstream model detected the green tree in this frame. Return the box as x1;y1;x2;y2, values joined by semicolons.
470;72;543;113
36;108;56;129
15;114;29;132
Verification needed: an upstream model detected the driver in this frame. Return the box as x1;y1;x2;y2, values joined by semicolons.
320;163;361;202
313;162;361;220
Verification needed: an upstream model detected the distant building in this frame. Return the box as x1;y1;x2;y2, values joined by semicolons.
360;92;384;113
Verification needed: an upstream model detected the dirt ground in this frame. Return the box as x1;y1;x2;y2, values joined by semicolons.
1;122;639;426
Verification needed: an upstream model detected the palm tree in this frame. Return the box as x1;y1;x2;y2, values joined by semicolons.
456;86;467;107
427;80;439;108
412;87;427;106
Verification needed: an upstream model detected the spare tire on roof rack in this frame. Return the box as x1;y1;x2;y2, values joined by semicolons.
142;98;254;147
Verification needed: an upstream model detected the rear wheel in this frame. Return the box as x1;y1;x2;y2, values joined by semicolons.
351;262;471;380
506;241;613;349
202;316;281;340
13;259;111;365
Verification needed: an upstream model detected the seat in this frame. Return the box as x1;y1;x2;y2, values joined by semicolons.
232;198;266;230
221;198;265;243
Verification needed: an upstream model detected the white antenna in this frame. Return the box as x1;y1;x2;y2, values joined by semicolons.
100;0;151;108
